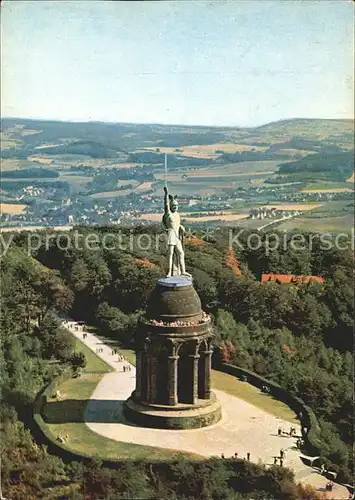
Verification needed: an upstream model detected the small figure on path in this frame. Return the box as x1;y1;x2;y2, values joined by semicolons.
221;453;225;459
280;459;283;467
273;457;277;465
320;464;325;474
280;449;284;459
246;452;250;461
278;427;282;436
326;481;333;492
234;452;238;459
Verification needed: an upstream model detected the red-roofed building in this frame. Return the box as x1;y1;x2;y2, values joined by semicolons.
261;273;324;285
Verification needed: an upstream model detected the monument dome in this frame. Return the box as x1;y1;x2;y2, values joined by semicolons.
146;276;202;324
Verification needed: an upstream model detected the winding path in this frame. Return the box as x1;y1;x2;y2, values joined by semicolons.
64;320;349;499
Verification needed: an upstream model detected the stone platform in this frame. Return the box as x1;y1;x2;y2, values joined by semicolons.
124;392;221;429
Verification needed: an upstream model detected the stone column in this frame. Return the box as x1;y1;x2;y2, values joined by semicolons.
167;355;179;405
135;350;143;400
189;354;200;404
202;350;213;399
150;355;157;402
146;354;152;402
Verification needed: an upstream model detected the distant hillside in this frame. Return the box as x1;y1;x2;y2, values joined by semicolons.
277;151;354;182
1;117;354;153
37;140;121;158
254;118;354;136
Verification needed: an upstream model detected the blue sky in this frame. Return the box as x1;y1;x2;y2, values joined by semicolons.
1;0;354;126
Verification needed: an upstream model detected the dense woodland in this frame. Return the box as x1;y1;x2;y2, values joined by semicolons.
1;167;59;179
0;225;353;498
277;152;354;182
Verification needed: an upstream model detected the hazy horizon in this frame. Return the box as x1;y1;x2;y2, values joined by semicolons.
1;115;354;130
2;1;354;127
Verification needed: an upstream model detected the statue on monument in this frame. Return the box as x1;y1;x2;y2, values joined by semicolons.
162;185;191;278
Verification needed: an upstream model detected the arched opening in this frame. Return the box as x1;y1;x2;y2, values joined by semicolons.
156;345;169;404
177;342;193;404
141;351;148;401
198;342;207;399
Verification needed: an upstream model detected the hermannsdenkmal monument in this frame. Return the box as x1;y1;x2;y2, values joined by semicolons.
124;186;221;429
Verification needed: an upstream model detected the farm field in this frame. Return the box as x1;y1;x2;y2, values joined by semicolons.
0;203;27;214
277;211;354;233
137;203;321;224
58;174;93;184
135;181;154;192
1;159;39;171
0;225;73;233
163;181;224;196
277;214;354;233
138;211;249;223
261;203;322;211
1;117;353;232
302;186;353;193
301;180;354;193
1;177;56;183
181;213;248;222
139;142;268;159
89;189;133;198
155;160;283;182
28;155;139;169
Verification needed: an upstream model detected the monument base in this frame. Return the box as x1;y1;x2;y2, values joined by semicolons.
124;392;222;430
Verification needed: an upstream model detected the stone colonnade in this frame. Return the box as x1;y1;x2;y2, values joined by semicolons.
135;338;213;406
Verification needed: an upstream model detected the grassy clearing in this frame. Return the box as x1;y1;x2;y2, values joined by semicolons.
41;335;198;460
43;372;196;460
73;338;113;373
117;348;136;365
83;326;137;365
211;371;298;424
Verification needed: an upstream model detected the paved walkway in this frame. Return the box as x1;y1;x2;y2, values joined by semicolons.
64;320;349;499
